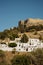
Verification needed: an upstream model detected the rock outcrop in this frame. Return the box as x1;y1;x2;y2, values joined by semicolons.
18;18;43;27
18;18;43;32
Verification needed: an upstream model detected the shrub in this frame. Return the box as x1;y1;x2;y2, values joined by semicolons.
0;50;9;65
12;48;16;54
9;34;19;40
31;48;43;65
20;34;28;43
11;53;37;65
39;36;42;40
11;55;31;65
8;43;17;47
0;50;5;58
1;42;6;44
34;31;37;35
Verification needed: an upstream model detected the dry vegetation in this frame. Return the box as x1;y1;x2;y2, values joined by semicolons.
4;51;28;65
0;48;43;65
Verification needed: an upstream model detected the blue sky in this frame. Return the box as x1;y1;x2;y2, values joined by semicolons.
0;0;43;31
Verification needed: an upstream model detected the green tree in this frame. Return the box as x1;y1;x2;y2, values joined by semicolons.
20;34;28;43
9;33;19;40
0;32;8;40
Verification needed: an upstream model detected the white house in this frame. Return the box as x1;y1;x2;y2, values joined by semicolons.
29;38;40;45
15;38;21;43
0;37;43;52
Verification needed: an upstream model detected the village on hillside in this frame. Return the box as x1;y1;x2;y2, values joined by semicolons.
0;34;43;52
0;18;43;52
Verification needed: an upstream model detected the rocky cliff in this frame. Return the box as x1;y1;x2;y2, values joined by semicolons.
18;18;43;33
18;18;43;27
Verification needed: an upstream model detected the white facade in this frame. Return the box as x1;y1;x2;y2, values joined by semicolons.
0;44;13;51
29;38;40;45
0;38;43;52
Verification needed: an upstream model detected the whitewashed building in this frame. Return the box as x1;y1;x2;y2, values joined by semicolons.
0;37;43;52
29;38;40;45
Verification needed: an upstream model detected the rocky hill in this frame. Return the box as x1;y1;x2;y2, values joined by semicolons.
0;18;43;40
19;18;43;27
18;18;43;32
